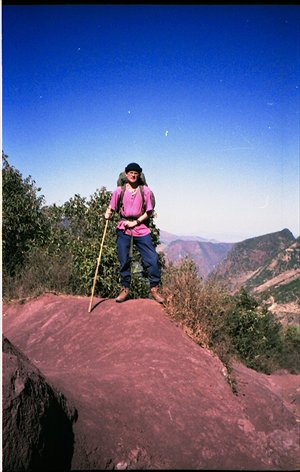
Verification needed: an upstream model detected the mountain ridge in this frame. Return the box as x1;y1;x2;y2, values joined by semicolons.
209;228;295;290
209;229;299;324
159;229;221;244
158;230;234;279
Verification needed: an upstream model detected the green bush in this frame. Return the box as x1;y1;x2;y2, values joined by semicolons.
225;301;282;373
279;325;300;373
2;153;49;277
162;259;299;375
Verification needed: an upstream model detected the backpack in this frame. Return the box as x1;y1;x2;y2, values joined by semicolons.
116;171;156;218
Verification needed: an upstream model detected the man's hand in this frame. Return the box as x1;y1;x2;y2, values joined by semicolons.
105;208;113;220
124;220;138;229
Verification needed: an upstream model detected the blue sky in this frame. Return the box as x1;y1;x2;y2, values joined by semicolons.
3;4;300;242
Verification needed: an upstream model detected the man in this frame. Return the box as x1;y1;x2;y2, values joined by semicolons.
105;162;164;304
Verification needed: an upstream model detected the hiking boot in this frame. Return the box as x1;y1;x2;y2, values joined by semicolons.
150;287;164;304
116;287;129;303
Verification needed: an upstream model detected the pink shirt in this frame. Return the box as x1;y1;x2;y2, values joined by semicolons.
109;185;154;237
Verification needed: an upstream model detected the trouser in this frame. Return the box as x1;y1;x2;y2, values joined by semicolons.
116;230;161;288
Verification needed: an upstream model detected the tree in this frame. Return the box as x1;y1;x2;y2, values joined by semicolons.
2;152;48;276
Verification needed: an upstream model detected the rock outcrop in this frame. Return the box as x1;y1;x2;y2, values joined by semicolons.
3;293;300;470
3;336;77;472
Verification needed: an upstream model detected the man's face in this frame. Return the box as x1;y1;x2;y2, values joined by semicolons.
126;171;140;184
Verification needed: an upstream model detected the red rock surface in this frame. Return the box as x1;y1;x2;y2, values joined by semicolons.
3;293;300;470
3;336;76;472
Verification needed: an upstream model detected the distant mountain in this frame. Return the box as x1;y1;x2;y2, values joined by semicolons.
159;230;219;244
245;237;300;324
244;236;299;293
209;228;295;291
158;235;233;279
209;228;299;324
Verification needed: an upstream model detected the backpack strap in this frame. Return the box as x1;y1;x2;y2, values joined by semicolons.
140;185;155;215
140;185;153;227
116;185;126;214
139;185;146;213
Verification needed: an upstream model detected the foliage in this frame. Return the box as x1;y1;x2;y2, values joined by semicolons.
162;258;233;363
2;153;49;277
3;247;73;300
226;289;282;373
162;258;299;375
279;325;300;374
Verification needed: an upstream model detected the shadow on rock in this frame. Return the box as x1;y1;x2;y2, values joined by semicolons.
2;336;78;472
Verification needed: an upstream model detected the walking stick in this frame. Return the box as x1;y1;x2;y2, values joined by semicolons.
88;219;109;313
